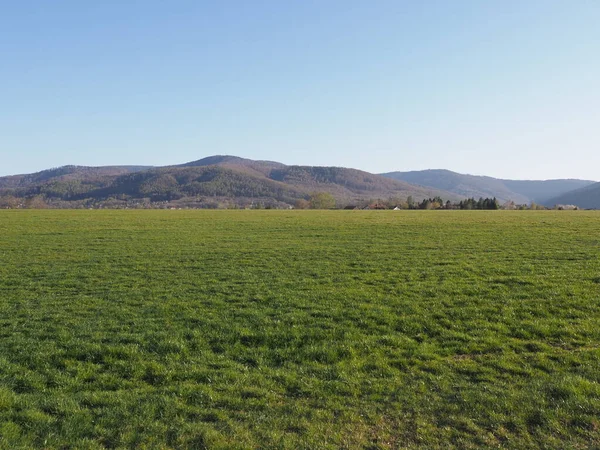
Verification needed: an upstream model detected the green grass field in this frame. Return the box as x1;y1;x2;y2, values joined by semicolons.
0;210;599;449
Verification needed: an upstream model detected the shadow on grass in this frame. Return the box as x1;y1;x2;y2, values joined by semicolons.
492;278;535;287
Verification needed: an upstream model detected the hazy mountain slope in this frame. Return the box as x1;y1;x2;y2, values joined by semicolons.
381;169;529;203
381;169;596;204
503;179;596;204
544;182;600;209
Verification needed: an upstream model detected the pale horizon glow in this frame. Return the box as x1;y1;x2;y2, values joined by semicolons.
1;1;599;181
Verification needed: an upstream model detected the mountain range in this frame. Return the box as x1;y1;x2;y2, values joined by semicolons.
0;156;459;209
541;182;600;209
0;156;597;209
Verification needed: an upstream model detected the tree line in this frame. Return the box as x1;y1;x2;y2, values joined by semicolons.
0;191;571;210
294;193;549;210
339;195;502;210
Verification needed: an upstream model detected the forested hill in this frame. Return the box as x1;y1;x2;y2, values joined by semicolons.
0;165;151;189
178;155;286;177
0;156;460;208
381;169;595;205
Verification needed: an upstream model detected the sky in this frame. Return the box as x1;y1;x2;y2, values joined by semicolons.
1;1;599;180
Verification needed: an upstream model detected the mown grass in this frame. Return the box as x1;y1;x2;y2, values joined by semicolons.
0;210;599;449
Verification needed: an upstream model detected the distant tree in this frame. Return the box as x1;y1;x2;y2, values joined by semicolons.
25;196;48;209
407;195;415;209
419;199;435;210
0;195;19;209
392;198;408;209
309;192;336;209
294;199;310;209
386;196;405;209
530;202;546;210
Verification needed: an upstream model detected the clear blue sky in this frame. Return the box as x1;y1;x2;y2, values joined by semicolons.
1;1;598;180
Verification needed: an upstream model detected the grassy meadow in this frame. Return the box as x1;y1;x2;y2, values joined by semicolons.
0;210;599;448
